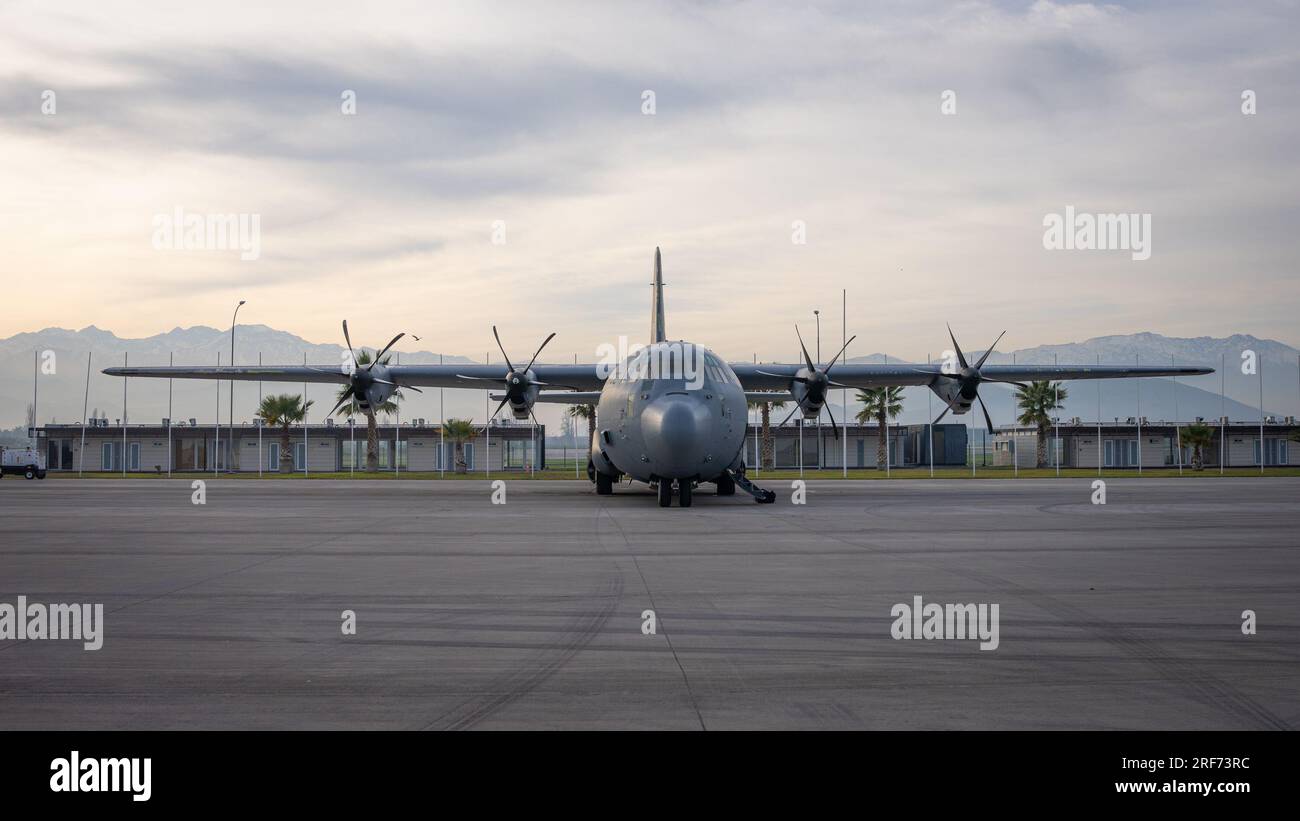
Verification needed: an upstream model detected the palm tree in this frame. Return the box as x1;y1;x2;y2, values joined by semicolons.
1179;423;1214;471
442;418;476;473
256;394;314;473
855;387;904;469
747;395;787;470
567;404;597;448
334;349;403;472
1015;380;1068;467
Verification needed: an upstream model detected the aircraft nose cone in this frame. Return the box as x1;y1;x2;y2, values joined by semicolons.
641;395;710;478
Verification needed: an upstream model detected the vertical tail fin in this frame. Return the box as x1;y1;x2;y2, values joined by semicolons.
650;246;666;343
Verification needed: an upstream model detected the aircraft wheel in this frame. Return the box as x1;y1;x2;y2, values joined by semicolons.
715;473;735;496
657;480;672;507
678;480;693;507
24;467;35;480
595;472;614;495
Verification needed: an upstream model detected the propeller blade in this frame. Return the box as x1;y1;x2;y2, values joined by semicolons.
790;376;812;385
524;331;557;373
974;330;1006;370
922;369;962;380
341;320;358;371
369;333;406;368
825;404;840;440
455;374;497;381
304;366;353;381
932;405;951;425
826;379;854;389
946;323;969;370
491;326;517;373
795;325;816;370
977;393;994;432
776;403;802;428
329;386;356;417
985;378;1029;389
492;396;511;419
823;334;858;374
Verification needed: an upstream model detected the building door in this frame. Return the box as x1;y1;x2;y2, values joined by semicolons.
101;442;114;471
128;442;141;471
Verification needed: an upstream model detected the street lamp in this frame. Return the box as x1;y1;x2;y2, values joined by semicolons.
813;309;820;472
229;300;245;472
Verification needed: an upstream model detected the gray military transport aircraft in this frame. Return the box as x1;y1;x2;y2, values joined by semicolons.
105;249;1212;507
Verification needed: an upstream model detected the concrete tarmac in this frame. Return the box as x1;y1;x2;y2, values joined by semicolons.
1;477;1296;730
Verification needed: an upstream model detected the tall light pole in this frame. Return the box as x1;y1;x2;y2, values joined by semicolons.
229;299;245;472
814;309;820;470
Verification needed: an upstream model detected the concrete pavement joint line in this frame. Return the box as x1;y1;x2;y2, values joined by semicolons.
0;529;354;656
768;507;1292;731
597;503;707;731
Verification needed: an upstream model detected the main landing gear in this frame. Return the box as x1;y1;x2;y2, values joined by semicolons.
656;479;694;507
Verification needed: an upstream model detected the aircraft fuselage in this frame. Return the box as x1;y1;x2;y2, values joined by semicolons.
590;342;747;484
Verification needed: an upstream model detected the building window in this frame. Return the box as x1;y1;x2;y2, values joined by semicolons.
463;442;474;470
101;441;114;471
504;439;529;468
128;442;141;471
293;442;306;470
341;440;364;469
1256;438;1289;466
1103;439;1139;467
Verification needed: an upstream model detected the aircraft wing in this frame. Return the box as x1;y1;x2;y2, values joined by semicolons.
731;362;1214;391
102;365;353;384
102;363;610;391
493;391;603;404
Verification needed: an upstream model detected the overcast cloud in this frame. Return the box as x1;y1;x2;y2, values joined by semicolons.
1;0;1296;363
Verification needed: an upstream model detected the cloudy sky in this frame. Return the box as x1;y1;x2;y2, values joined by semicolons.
1;0;1296;364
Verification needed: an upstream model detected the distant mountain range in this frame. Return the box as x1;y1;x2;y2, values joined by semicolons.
3;326;1296;431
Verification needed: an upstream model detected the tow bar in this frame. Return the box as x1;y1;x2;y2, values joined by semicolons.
729;469;776;503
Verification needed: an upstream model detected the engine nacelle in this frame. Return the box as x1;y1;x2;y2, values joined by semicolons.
790;368;824;418
928;378;972;416
353;363;397;411
504;370;541;420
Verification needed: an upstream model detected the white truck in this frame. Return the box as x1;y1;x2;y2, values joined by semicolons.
1;447;46;479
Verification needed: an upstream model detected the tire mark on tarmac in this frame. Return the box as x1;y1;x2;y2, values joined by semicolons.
417;572;624;731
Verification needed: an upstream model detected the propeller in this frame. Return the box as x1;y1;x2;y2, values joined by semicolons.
458;326;571;422
324;320;422;417
928;324;1026;430
760;325;856;439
